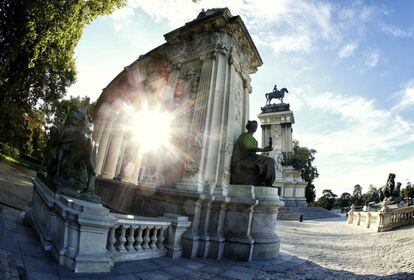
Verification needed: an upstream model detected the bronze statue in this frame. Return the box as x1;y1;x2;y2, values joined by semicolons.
41;105;100;203
265;85;289;105
379;173;396;202
230;120;276;186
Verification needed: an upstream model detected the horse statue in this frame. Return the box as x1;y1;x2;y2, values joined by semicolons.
265;85;289;105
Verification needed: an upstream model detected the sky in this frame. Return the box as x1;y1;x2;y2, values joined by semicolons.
68;0;414;197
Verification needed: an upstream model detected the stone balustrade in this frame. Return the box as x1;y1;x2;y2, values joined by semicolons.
108;214;170;262
28;176;191;273
347;205;414;232
108;213;190;262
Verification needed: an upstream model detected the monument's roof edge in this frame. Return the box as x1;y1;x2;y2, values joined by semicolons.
231;15;263;66
164;8;262;66
95;43;169;109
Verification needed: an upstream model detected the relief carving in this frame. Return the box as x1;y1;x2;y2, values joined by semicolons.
223;136;234;185
234;81;242;122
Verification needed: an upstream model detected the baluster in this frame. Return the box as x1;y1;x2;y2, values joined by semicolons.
142;226;150;250
134;226;143;251
116;225;127;251
108;227;117;252
126;226;136;251
157;226;166;249
150;226;159;249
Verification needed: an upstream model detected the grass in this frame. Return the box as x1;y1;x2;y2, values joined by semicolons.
0;153;40;172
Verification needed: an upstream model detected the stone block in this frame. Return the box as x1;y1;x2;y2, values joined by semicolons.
161;264;195;277
113;259;160;274
221;269;255;280
135;270;175;280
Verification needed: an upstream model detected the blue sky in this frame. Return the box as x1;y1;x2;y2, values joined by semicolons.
68;0;414;196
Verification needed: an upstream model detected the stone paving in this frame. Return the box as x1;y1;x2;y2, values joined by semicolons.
1;204;413;280
0;162;413;279
0;160;35;211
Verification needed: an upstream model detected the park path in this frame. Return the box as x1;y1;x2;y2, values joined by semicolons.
277;218;414;277
0;161;413;279
0;160;36;210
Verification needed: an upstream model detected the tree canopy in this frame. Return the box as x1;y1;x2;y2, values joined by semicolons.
353;184;363;206
0;0;125;155
317;189;337;210
291;140;319;204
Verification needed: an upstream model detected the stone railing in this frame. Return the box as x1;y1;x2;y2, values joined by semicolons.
108;213;191;262
347;205;414;232
28;176;191;273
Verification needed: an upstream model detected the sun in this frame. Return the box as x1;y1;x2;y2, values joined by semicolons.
127;105;173;153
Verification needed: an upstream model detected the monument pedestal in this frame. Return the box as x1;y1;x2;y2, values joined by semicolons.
96;180;283;261
258;104;307;207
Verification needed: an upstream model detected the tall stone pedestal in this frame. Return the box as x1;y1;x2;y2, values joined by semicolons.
258;105;307;207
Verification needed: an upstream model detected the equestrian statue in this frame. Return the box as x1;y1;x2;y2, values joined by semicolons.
265;85;289;105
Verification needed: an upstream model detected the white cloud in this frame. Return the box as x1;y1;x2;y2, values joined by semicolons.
392;80;414;111
109;0;388;56
365;51;380;68
380;24;413;38
315;156;414;196
338;41;358;58
287;87;414;195
112;0;339;54
110;6;135;31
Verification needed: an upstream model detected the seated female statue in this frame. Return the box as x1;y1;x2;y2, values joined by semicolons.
230;120;275;186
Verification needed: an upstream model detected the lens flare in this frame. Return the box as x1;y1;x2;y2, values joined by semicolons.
123;103;173;153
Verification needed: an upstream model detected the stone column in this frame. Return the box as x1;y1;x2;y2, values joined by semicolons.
93;102;110;146
115;134;137;183
95;108;120;175
129;147;143;184
100;112;126;179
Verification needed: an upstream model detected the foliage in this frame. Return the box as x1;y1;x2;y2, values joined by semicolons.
45;96;94;132
366;185;380;203
401;182;414;198
0;142;20;159
316;189;337;210
338;192;352;208
352;184;363;206
0;0;125;153
292;140;319;204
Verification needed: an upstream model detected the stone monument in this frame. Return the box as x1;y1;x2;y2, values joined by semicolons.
93;8;283;261
258;85;307;207
27;106;115;272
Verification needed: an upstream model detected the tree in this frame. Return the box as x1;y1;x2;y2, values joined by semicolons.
401;182;414;198
352;184;363;206
291;140;319;204
366;185;380;203
317;189;337;210
45;96;94;133
338;192;352;208
0;0;125;151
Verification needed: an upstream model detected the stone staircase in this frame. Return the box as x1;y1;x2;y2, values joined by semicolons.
278;207;341;221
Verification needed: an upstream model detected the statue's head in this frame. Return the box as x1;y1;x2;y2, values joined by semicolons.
246;120;258;133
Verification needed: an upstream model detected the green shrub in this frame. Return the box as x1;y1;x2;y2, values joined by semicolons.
0;142;20;159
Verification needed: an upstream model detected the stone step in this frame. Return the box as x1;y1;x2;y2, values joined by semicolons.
278;207;340;221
